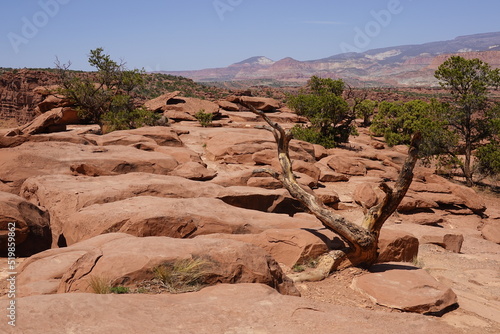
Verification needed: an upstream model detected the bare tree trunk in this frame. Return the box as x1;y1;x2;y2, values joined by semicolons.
242;103;421;281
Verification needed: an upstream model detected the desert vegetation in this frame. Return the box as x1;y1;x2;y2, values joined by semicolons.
1;53;500;333
56;48;159;133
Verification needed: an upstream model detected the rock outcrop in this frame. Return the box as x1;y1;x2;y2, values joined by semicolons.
17;233;299;297
352;263;458;314
0;191;51;256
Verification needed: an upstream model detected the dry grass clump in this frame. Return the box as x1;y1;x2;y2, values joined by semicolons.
87;275;112;294
153;257;211;293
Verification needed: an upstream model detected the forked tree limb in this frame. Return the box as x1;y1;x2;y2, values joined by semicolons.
241;102;420;280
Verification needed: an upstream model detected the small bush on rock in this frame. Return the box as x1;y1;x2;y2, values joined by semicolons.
194;109;214;127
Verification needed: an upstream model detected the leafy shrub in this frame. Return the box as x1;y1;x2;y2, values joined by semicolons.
287;76;355;148
194;109;213;127
291;125;337;148
476;141;500;177
57;48;147;132
110;286;130;294
356;99;377;127
370;99;455;158
101;103;160;134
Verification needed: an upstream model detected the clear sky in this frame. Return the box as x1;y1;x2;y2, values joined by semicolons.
1;0;500;72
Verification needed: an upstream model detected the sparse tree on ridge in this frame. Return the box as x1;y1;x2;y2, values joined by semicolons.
435;56;500;186
56;48;159;133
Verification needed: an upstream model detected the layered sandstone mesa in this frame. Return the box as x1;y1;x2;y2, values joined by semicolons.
0;70;61;125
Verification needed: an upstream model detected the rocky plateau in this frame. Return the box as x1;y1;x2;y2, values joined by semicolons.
0;82;499;334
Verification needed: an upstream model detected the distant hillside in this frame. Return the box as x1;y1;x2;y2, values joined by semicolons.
162;32;500;87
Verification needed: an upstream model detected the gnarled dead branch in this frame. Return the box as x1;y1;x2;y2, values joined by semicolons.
241;102;421;281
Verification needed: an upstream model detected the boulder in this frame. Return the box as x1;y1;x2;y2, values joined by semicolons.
12;107;79;135
326;156;367;176
410;181;452;194
170;161;217;181
216;186;304;215
449;183;487;214
20;174;226;246
37;94;72;113
352;263;458;314
205;130;315;165
423;174;486;214
377;228;419;263
217;99;240;111
238;96;281;111
481;221;500;244
397;193;439;212
312;144;328;160
164;110;197;122
247;176;283;189
0;191;51;257
386;224;464;253
164;96;220;116
198;227;337;267
353;183;382;209
143;91;180;111
19;173;218;202
92;126;184;147
1;283;459;334
154;145;204;164
16;233;299;297
405;212;445;226
221;110;260;122
317;164;350;182
313;188;340;206
0;142;179;194
16;233;127;297
86;132;158;147
50;195;319;246
290;160;321;181
33;84;60;96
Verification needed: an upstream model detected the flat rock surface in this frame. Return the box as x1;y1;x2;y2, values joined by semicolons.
0;283;458;334
351;263;458;314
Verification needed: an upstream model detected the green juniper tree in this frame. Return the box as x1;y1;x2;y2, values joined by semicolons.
287;76;355;148
435;56;500;186
56;48;159;133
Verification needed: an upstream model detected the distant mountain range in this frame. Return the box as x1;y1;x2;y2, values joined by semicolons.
161;32;500;87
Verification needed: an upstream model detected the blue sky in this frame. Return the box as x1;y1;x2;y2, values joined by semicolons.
1;0;499;71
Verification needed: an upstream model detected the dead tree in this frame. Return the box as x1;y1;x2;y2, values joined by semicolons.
242;102;421;282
